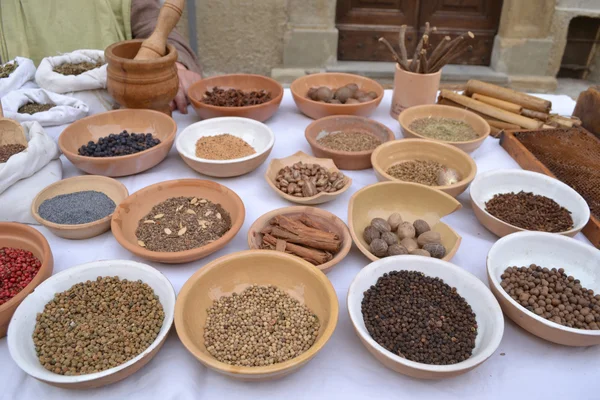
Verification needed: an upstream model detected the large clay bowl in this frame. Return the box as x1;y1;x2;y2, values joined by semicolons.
111;179;245;264
58;109;177;177
174;250;338;381
188;74;283;122
0;223;53;338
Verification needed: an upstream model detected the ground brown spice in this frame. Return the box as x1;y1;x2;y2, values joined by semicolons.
18;103;54;114
202;87;272;107
0;61;18;79
53;61;104;76
0;144;26;163
409;117;479;142
386;160;445;186
195;134;256;160
317;131;382;152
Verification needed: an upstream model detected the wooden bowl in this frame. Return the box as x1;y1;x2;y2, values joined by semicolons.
371;138;477;198
398;104;491;153
31;176;129;240
265;151;352;205
487;231;600;346
174;250;338;380
7;259;175;388
348;255;504;379
247;206;352;274
470;169;590;238
111;179;245;264
0;223;53;338
348;181;462;262
305;115;395;170
187;74;284;122
58;109;177;177
291;73;384;120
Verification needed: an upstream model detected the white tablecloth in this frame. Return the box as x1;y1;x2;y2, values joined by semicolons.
1;90;598;400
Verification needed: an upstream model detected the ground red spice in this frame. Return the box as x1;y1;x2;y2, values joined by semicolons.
0;247;42;306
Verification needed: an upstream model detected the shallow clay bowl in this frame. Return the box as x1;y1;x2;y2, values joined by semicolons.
111;179;245;264
188;74;284;122
348;181;462;262
290;73;384;120
348;255;504;379
58;109;177;177
8;259;175;388
176;117;275;178
247;206;352;274
174;250;338;380
371;138;477;198
487;231;600;346
0;223;53;338
470;169;590;238
398;104;491;153
31;175;129;240
305;115;395;170
265;151;352;205
0;105;27;148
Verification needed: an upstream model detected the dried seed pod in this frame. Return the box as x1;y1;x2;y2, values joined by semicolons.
363;225;381;244
437;167;461;186
417;231;442;247
287;182;298;194
381;231;399;246
164;228;172;235
387;213;403;232
413;219;431;236
178;227;187;236
387;244;408;256
410;249;431;257
153;213;164;219
143;220;155;224
371;217;391;233
302;180;317;197
400;238;418;252
137;240;146;247
370;238;388;257
397;222;416;239
422;243;446;259
185;209;196;215
279;179;289;187
190;197;198;205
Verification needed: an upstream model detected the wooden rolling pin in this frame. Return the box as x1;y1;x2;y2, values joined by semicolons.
466;80;551;113
134;0;185;60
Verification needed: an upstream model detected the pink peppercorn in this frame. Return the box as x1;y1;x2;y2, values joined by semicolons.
0;247;41;306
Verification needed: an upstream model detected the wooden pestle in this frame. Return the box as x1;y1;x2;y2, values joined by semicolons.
134;0;185;60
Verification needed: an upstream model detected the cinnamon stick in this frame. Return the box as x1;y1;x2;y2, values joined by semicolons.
296;214;333;233
472;93;522;114
268;215;341;252
438;96;520;129
466;80;551;113
488;124;502;138
486;119;521;130
262;234;332;265
521;108;549;121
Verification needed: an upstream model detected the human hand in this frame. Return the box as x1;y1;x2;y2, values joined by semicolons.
170;62;202;114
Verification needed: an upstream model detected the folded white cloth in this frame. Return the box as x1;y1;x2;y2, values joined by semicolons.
35;49;107;93
0;57;36;98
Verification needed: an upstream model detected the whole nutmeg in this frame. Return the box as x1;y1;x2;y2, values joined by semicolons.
397;222;416;239
370;238;388;257
400;238;418;252
381;231;399;246
316;86;333;102
413;219;431;236
363;225;381;244
417;231;442;247
410;249;431;257
371;218;391;233
345;83;359;95
334;87;352;103
357;96;372;103
354;89;367;99
387;244;408;256
367;91;378;99
307;87;318;100
422;243;446;259
345;98;360;104
330;99;341;104
387;213;403;232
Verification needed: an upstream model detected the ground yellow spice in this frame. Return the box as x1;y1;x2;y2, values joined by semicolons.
195;134;256;160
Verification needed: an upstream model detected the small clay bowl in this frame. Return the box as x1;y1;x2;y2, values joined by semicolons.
111;179;245;264
371;138;477;198
176;117;275;178
290;73;384;120
305;115;395;170
187;74;284;122
31;175;129;240
7;259;175;388
348;181;462;262
247;206;352;274
174;250;338;381
0;223;53;338
58;109;177;177
398;104;491;153
470;169;590;238
265;151;352;205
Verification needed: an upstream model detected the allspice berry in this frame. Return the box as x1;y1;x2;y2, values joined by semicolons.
363;225;380;244
397;222;416;239
370;238;388;257
387;213;403;232
381;231;398;246
413;219;431;236
371;218;391;233
423;243;446;259
387;244;408;256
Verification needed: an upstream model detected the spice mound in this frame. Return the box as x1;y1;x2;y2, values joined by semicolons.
274;162;347;197
135;196;232;252
38;191;116;225
362;270;478;365
0;61;18;79
195;134;256;160
485;191;573;232
204;285;320;367
18;103;54;115
409;117;479;142
317;131;382;152
33;276;165;375
53;61;104;76
78;131;161;157
501;264;600;330
0;247;42;306
0;144;26;163
307;83;378;104
386;160;462;187
201;87;272;107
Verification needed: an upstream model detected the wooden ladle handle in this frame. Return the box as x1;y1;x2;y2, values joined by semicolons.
134;0;185;60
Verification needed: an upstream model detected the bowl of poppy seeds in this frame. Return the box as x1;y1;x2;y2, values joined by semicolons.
347;255;504;379
7;259;175;389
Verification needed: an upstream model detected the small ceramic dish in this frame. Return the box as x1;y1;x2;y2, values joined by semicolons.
348;255;504;379
304;115;395;170
487;231;600;346
111;179;245;264
31;175;129;240
348;181;462;262
0;223;53;338
265;151;352;205
247;206;352;274
7;259;176;388
470;169;590;238
290;73;384;120
58;109;177;177
187;74;284;122
398;104;491;153
175;117;275;178
371;138;477;198
174;250;338;381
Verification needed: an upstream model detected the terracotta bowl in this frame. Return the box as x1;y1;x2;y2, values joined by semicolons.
175;117;275;178
187;74;284;122
470;169;590;238
348;255;504;379
487;231;600;346
398;104;491;153
348;181;462;262
31;175;129;240
265;151;352;205
304;115;395;170
0;223;53;338
247;206;352;274
58;109;177;177
371;138;477;198
174;250;338;381
111;179;245;264
7;259;175;388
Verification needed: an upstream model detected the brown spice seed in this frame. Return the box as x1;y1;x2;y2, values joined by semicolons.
386;160;445;186
53;61;104;76
409;117;479;142
18;103;54;115
0;144;26;163
201;87;272;107
195;134;256;160
316;131;382;152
